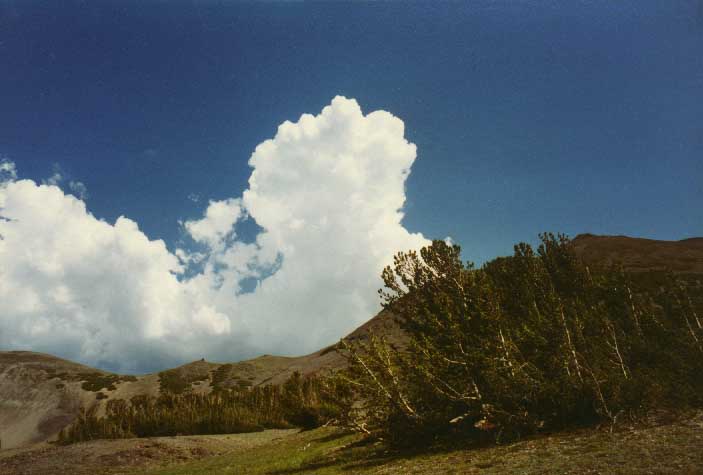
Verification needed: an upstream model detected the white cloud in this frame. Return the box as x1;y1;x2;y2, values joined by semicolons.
0;158;17;183
218;96;428;352
42;164;65;187
44;171;63;186
184;198;243;248
0;179;231;372
41;164;88;200
69;180;88;200
0;97;429;372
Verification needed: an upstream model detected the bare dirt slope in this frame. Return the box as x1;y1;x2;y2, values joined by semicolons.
0;351;168;449
0;351;106;450
572;233;703;274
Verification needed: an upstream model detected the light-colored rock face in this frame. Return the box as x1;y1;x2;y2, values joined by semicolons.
0;354;84;449
0;352;170;449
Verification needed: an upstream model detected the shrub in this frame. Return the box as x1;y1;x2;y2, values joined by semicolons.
58;373;337;444
338;234;703;445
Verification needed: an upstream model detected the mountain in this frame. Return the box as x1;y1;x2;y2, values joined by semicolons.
572;233;703;274
0;308;401;450
1;234;701;449
0;351;117;449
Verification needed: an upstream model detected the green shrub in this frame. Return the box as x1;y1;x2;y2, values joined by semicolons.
338;234;703;446
80;373;121;392
59;373;336;444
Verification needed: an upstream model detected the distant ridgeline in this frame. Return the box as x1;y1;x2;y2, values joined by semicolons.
12;232;703;448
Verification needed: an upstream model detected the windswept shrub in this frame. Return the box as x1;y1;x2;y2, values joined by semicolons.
58;373;337;444
338;234;703;445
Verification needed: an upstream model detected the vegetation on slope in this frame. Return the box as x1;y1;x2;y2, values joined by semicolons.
57;372;340;443
135;414;703;475
50;232;703;457
158;368;211;395
336;233;703;445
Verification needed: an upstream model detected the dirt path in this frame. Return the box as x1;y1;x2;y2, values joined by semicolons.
0;429;297;475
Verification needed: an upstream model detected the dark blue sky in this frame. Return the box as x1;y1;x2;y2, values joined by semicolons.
2;0;701;264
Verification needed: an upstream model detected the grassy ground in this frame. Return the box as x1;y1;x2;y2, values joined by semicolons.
0;430;297;475
138;412;703;475
1;413;701;474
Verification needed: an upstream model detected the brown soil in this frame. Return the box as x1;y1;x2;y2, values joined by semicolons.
0;429;296;475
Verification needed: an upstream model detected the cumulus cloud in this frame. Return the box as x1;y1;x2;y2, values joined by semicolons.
0;97;429;372
0;178;232;372
222;96;428;351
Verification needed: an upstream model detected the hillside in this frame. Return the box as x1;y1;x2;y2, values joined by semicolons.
0;351;119;449
1;233;701;450
1;413;701;474
0;308;401;450
572;233;703;274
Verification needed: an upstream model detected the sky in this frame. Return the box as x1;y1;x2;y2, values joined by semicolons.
1;1;701;373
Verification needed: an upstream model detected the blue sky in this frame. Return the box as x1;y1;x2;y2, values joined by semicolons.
1;1;702;371
2;1;700;264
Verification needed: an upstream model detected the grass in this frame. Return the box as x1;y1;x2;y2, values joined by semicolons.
135;428;360;475
134;412;703;475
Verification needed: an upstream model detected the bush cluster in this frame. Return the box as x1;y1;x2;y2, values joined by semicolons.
58;372;338;444
338;234;703;445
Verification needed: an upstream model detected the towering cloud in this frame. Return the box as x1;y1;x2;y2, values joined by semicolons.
0;97;428;372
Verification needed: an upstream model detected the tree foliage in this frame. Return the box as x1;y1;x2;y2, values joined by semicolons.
58;372;339;444
338;234;703;445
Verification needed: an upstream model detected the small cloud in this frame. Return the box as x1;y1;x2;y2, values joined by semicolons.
184;198;243;247
40;164;87;200
444;236;454;246
42;164;66;186
46;173;63;186
187;193;200;203
69;181;88;200
0;157;17;183
44;168;64;186
176;248;206;265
